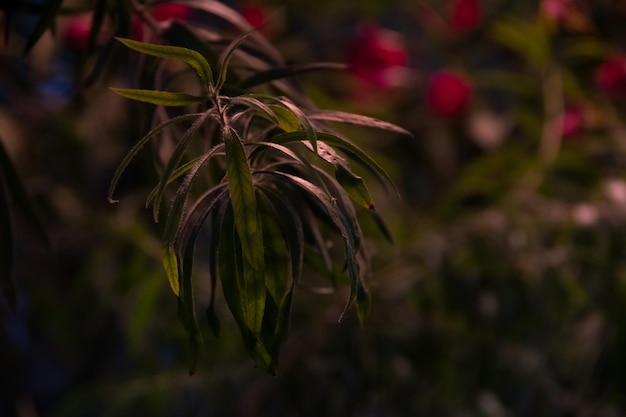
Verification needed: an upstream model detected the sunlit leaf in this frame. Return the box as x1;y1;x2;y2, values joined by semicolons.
24;0;63;54
116;37;213;86
335;166;375;210
110;88;205;106
268;104;300;132
0;137;47;245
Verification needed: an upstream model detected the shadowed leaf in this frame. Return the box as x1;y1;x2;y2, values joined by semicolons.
110;88;205;106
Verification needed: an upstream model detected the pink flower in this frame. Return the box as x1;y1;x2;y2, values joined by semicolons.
449;0;481;33
63;13;93;51
595;54;626;97
426;70;473;118
541;0;573;20
346;24;409;89
559;105;583;138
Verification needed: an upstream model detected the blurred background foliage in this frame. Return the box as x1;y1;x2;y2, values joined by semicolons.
3;0;626;415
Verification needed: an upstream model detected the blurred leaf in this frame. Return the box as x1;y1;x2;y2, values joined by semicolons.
0;179;14;312
179;0;283;64
116;37;214;86
490;20;549;68
239;62;347;89
110;88;205;106
0;137;47;245
24;0;63;54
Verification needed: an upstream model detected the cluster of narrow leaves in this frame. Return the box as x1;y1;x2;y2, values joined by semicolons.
109;11;409;374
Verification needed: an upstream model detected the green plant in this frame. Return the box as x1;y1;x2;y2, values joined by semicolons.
107;21;410;373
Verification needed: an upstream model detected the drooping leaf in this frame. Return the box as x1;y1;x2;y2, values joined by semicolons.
269;131;398;197
224;127;266;336
24;0;63;54
261;172;362;321
108;113;202;203
161;147;224;296
218;207;274;373
162;244;180;296
116;37;213;86
152;111;211;221
307;109;413;137
177;185;230;338
110;88;205;106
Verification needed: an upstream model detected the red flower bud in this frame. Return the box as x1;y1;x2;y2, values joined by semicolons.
63;13;93;52
426;70;473;118
449;0;481;33
346;24;409;89
595;54;626;97
151;3;193;22
239;4;267;29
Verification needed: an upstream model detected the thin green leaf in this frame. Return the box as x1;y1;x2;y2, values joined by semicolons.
161;147;224;296
152;111;212;221
110;88;205;106
276;97;318;153
215;31;255;91
219;208;274;373
116;37;213;86
226;96;278;125
24;0;63;54
0;138;47;245
307;110;412;136
162;244;179;296
176;185;230;338
268;105;300;132
261;172;361;321
108;113;202;203
270;131;398;197
224;127;266;336
335;166;375;210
